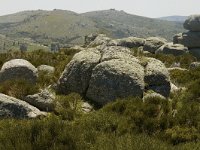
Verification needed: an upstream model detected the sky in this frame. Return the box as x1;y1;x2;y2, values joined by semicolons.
0;0;199;18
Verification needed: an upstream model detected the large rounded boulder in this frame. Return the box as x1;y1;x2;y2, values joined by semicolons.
86;59;145;105
0;59;38;84
144;58;171;97
143;37;167;53
57;49;101;95
183;15;200;31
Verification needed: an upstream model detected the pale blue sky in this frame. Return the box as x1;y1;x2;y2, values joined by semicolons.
0;0;199;17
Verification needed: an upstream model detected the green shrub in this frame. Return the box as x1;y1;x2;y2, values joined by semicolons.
165;126;199;144
0;79;39;99
54;93;83;121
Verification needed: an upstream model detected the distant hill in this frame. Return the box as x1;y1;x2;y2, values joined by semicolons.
158;16;188;22
0;9;185;48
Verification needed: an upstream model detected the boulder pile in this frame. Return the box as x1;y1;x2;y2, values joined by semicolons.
0;59;55;118
173;15;200;59
57;46;171;105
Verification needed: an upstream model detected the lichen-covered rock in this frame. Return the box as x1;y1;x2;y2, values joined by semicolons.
189;62;200;69
24;90;55;112
144;58;171;97
108;37;145;48
143;37;167;53
37;65;55;75
0;59;37;84
173;32;200;48
156;43;188;56
183;15;200;31
87;34;111;47
82;102;93;113
57;49;101;95
86;59;145;105
100;46;139;63
85;34;98;45
0;93;46;119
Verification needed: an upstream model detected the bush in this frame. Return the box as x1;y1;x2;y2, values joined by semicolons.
0;79;39;99
165;126;199;144
54;93;83;121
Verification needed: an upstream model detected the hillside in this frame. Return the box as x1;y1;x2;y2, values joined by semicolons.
82;9;185;40
158;16;187;22
0;9;185;48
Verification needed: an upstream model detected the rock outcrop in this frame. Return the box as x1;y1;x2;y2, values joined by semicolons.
0;59;38;84
143;37;167;53
57;46;171;105
87;34;111;47
57;49;101;95
86;59;145;105
144;58;171;97
24;90;55;112
156;43;188;56
0;93;46;118
173;15;200;59
183;15;200;31
108;37;145;48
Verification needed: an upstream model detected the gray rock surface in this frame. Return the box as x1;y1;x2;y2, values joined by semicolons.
108;37;145;48
189;62;200;69
143;37;167;53
37;65;55;75
57;44;170;105
0;93;46;118
156;43;188;56
57;49;101;95
82;102;93;113
24;90;55;112
100;46;139;63
88;34;111;47
0;59;37;84
183;15;200;31
168;67;188;72
85;34;98;45
86;59;145;105
173;32;200;48
144;58;171;97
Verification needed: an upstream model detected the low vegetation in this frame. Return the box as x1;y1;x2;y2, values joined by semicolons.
0;49;199;149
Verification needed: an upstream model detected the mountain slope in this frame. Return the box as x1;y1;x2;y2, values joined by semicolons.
0;10;99;45
82;9;185;40
0;9;185;46
158;16;187;22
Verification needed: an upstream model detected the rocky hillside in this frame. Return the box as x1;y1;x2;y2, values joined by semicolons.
0;9;184;48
